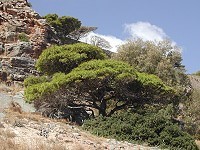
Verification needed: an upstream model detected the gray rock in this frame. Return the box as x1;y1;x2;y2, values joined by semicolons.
0;92;35;117
12;74;26;81
5;42;33;57
10;57;35;68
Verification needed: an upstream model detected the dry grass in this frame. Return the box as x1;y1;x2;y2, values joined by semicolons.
0;137;23;150
9;101;23;114
0;136;67;150
196;140;200;149
0;129;16;138
80;130;104;144
0;82;24;95
72;144;85;150
0;116;67;150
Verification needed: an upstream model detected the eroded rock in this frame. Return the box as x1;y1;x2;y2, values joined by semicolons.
0;0;60;81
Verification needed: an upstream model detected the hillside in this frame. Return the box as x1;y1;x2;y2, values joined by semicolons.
189;75;200;90
0;0;200;149
186;75;200;137
0;86;160;150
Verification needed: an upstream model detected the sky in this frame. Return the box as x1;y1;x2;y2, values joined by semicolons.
29;0;200;74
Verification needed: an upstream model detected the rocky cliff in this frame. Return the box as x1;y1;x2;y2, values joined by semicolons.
0;0;60;81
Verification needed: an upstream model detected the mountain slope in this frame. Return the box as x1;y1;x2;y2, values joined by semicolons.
0;102;160;150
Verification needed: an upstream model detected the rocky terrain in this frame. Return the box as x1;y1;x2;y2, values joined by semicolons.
0;0;60;81
0;83;35;118
0;101;161;150
0;81;161;150
0;83;159;150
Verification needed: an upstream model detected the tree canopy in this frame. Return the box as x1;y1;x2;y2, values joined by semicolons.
112;39;189;87
25;58;174;117
112;39;192;105
44;14;81;42
90;35;112;50
35;43;107;75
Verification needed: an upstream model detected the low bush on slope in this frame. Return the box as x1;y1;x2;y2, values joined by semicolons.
83;108;198;150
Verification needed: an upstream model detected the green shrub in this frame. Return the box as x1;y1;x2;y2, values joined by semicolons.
18;32;29;42
83;110;198;150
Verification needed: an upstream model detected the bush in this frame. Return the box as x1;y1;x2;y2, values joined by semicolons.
83;110;198;150
18;32;29;42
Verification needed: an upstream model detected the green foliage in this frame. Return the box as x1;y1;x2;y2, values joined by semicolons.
25;59;174;117
24;75;50;88
35;43;107;75
112;39;192;127
112;39;190;89
83;110;198;150
44;14;81;42
18;32;29;42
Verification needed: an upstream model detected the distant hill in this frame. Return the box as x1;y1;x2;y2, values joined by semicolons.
185;75;200;139
189;75;200;90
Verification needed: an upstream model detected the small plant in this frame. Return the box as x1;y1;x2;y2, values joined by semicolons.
18;32;29;42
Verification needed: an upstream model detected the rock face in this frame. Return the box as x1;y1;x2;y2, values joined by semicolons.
0;0;60;81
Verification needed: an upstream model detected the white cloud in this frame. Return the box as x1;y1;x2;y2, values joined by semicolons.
80;22;177;52
124;22;168;41
80;32;124;52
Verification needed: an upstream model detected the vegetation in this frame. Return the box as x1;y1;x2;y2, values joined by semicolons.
26;58;175;117
18;32;29;42
44;14;81;43
67;26;98;40
23;18;198;148
90;35;112;49
184;75;200;139
24;75;50;87
35;43;106;75
112;39;190;89
112;39;193;129
83;109;198;150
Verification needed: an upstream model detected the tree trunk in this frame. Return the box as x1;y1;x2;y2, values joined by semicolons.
99;99;107;116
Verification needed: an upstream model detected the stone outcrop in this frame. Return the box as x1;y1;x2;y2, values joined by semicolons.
0;0;60;57
0;0;60;81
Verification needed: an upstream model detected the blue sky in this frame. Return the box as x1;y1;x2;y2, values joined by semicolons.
29;0;200;74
